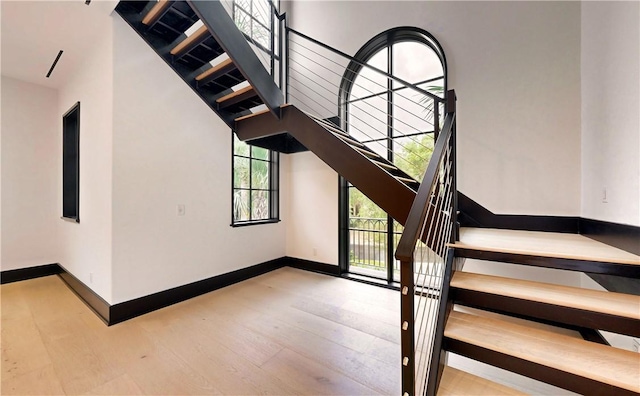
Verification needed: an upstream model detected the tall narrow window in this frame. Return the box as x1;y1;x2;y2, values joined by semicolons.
233;0;274;51
232;134;279;225
62;102;80;222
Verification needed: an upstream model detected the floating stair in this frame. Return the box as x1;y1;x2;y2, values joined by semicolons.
115;0;283;127
450;271;640;337
432;226;640;395
437;366;526;396
444;310;640;395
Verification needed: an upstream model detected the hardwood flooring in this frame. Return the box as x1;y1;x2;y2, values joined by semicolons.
1;267;584;395
2;268;401;395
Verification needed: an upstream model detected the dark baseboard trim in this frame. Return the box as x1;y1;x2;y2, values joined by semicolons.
109;257;288;325
58;267;111;325
1;263;62;284
580;218;640;256
457;192;580;233
284;256;341;276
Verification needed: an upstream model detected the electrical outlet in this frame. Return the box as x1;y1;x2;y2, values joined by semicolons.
89;272;93;284
602;188;608;203
177;204;186;216
313;248;318;256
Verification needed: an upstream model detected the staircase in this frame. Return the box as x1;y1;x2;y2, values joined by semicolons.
116;1;640;394
441;228;640;395
115;0;425;226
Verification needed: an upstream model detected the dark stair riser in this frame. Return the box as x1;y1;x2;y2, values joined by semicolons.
454;247;640;278
451;288;640;338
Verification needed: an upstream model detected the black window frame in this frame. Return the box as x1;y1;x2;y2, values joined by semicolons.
231;134;280;227
62;101;80;223
337;27;448;283
232;0;276;54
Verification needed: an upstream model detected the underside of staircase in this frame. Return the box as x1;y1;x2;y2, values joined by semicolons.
116;0;419;226
116;1;639;394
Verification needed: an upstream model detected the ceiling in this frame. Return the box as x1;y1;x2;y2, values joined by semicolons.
1;0;118;89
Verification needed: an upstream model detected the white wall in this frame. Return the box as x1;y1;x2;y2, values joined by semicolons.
111;16;286;304
285;152;339;264
581;1;640;226
287;1;582;218
56;24;114;302
1;77;61;271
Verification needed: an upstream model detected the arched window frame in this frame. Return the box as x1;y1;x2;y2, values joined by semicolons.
338;27;448;281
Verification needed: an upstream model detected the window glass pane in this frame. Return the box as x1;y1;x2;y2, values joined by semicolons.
392;41;443;85
417;78;445;99
251;160;269;189
251;190;269;220
393;134;434;181
392;90;432;137
233;189;250;221
348;94;388;143
251;145;269;160
252;0;270;29
351;49;388;100
233;157;250;188
253;22;270;49
234;8;251;36
234;134;249;156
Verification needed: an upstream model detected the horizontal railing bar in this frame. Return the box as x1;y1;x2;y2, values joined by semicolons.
288;28;444;103
288;57;438;139
346;75;444;105
288;81;434;164
288;88;430;167
288;41;437;119
360;130;435;144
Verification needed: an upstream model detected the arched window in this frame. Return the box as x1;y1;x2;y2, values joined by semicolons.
339;27;447;282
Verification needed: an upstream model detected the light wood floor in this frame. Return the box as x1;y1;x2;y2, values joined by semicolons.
1;267;579;395
1;268;401;395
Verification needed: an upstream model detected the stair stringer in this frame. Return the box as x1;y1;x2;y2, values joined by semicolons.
187;0;283;120
235;105;417;226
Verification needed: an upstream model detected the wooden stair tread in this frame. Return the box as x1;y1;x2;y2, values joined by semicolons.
170;25;210;56
216;85;255;103
451;271;640;320
196;58;235;81
396;176;417;184
453;228;640;265
445;310;640;393
234;108;270;122
438;366;527;395
234;104;292;122
142;0;172;25
352;144;379;158
371;159;396;170
336;134;364;147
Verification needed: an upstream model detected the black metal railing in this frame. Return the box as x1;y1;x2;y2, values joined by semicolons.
349;217;403;276
284;27;444;181
395;90;457;396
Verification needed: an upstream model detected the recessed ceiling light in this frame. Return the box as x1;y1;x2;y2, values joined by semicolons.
46;50;64;78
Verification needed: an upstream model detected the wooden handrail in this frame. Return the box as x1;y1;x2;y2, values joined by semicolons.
395;89;456;262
